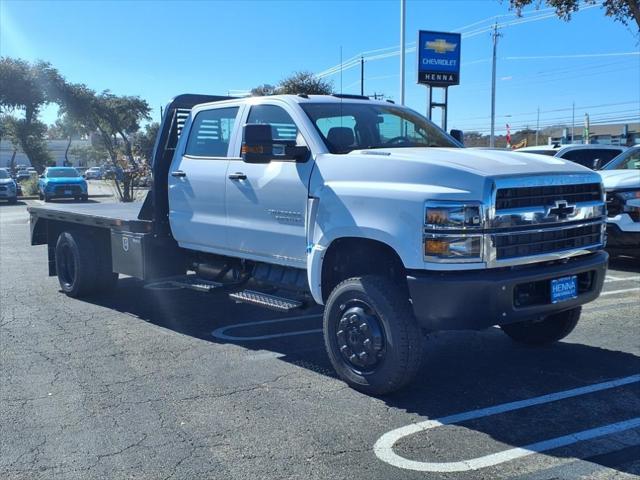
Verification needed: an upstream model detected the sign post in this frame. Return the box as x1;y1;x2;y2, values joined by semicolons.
417;30;461;131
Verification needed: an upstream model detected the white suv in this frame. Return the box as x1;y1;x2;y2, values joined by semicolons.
516;144;626;170
598;146;640;257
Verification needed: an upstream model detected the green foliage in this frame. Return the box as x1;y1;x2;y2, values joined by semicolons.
132;122;159;163
505;0;640;29
0;58;60;171
19;177;39;196
277;71;333;95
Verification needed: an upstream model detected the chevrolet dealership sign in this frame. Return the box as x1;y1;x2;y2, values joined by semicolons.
417;30;461;86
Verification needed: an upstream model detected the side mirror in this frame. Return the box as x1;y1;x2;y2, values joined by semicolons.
242;124;309;163
450;129;464;145
592;158;602;170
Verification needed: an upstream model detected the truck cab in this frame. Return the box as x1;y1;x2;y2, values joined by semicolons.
29;94;609;395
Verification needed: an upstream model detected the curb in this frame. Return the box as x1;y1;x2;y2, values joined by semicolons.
18;194;114;200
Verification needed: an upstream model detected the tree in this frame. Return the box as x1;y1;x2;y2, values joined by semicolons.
505;0;640;30
132;122;159;163
0;58;56;171
54;114;87;165
278;71;333;95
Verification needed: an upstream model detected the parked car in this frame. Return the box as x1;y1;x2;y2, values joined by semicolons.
598;145;640;257
37;167;88;202
0;168;18;204
84;167;103;180
515;144;626;169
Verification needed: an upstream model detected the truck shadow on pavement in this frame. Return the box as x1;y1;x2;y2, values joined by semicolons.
84;277;640;477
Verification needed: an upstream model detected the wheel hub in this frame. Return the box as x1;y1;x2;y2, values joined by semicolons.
336;305;385;370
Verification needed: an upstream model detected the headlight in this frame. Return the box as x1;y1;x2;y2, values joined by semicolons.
425;203;483;229
424;202;485;262
424;234;483;260
617;190;640;202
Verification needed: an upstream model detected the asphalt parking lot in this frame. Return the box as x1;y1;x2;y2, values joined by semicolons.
1;199;639;480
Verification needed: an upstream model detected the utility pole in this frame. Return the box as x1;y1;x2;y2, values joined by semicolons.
535;107;540;146
489;23;501;148
360;56;365;96
400;0;406;105
572;102;575;143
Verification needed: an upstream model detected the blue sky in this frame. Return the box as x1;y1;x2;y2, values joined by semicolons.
1;0;638;135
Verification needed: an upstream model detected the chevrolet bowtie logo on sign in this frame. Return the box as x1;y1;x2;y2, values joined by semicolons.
418;30;461;87
425;39;458;54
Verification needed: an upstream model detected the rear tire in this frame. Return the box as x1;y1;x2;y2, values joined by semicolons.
8;197;17;204
55;230;117;297
323;275;423;395
38;191;44;200
501;307;581;346
55;231;99;297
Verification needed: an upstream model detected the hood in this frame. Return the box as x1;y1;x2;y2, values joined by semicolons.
0;178;15;185
374;148;591;176
312;147;598;202
43;177;86;184
599;169;640;191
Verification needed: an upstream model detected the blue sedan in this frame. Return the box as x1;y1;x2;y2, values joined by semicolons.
38;167;88;202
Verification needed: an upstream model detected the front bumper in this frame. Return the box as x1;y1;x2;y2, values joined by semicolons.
407;251;608;331
606;224;640;252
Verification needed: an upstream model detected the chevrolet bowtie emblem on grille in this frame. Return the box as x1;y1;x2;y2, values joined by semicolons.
547;200;576;220
425;39;457;54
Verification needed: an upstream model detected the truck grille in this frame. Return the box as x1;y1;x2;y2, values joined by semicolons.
496;183;602;210
494;223;602;259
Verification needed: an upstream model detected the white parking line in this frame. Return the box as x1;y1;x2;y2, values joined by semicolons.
374;374;640;472
601;287;640;296
605;276;640;283
211;314;323;341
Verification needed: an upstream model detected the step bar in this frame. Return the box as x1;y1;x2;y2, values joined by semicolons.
229;290;303;312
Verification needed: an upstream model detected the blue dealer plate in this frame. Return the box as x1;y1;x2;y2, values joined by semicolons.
551;275;578;304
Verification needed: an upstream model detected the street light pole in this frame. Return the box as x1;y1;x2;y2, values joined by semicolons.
360;56;365;96
400;0;406;105
489;23;501;148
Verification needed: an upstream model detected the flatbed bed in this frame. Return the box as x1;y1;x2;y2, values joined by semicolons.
28;201;152;233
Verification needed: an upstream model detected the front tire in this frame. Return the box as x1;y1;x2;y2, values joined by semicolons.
323;275;423;395
501;307;581;346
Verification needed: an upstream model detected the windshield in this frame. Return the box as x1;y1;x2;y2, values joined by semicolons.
47;168;80;178
301;102;459;154
603;147;640;170
0;170;9;179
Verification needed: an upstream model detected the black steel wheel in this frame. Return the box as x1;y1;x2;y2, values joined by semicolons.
501;307;581;345
55;231;98;297
323;275;423;395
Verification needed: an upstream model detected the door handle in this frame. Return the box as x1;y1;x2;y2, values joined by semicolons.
171;170;186;178
228;172;247;180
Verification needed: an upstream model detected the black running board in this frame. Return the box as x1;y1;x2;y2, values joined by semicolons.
229;290;303;312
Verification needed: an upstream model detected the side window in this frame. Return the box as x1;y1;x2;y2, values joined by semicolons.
247;105;302;143
185;107;239;157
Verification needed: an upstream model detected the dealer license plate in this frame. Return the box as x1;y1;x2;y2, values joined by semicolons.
64;190;72;195
551;275;578;304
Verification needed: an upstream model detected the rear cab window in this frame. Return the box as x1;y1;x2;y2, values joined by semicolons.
185;107;240;157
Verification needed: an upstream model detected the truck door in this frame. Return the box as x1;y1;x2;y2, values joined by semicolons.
168;105;241;252
225;103;314;268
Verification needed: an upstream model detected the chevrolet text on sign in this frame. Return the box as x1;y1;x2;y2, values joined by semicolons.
417;30;461;87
